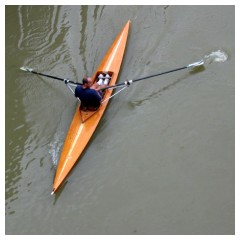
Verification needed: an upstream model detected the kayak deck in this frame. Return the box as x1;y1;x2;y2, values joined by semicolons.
52;20;131;194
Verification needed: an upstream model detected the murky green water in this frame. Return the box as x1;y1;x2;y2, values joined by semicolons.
5;5;234;234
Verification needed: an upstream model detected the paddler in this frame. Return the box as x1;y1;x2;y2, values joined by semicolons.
75;76;108;111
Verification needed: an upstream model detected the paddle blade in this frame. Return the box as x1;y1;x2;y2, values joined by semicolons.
20;66;33;72
187;59;204;69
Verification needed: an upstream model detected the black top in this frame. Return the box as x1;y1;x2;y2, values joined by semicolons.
75;86;102;109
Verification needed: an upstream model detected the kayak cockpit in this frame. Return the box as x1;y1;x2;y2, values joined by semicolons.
79;71;114;123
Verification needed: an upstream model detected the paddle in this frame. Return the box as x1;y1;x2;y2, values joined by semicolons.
101;59;205;90
20;67;82;86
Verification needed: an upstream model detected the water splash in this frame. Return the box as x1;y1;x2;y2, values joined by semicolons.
204;50;228;65
49;133;64;168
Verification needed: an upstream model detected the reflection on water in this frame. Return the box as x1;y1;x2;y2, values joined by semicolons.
19;6;70;70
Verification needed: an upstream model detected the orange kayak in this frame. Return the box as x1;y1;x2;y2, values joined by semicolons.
52;20;131;194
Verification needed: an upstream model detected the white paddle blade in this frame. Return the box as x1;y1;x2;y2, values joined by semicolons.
20;66;33;72
187;59;204;69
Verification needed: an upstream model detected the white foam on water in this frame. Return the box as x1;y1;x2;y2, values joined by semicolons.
49;133;64;168
204;50;228;64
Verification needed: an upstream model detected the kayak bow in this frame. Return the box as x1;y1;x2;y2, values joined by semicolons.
52;20;131;194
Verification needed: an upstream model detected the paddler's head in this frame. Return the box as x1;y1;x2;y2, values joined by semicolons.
82;77;93;88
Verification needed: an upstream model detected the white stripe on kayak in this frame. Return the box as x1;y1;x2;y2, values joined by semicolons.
105;33;124;71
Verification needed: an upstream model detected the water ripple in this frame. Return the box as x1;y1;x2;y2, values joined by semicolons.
18;6;70;70
18;6;60;51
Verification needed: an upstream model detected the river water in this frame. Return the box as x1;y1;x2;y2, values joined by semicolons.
5;5;234;235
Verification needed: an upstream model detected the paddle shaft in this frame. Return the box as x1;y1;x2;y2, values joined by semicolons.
22;59;203;89
130;66;187;83
102;66;187;90
27;69;82;86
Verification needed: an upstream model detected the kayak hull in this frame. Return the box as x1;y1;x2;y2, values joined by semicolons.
52;20;130;193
